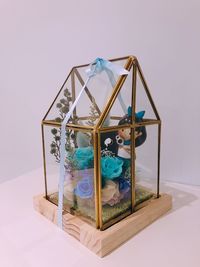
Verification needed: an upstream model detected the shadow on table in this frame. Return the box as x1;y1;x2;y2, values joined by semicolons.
160;181;198;212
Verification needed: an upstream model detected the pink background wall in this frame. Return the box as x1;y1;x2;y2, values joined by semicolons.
0;0;199;185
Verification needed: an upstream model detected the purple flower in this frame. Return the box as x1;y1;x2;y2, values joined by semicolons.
75;176;93;199
119;178;130;194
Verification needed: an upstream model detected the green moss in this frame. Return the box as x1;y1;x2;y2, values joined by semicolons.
101;186;153;223
49;185;154;225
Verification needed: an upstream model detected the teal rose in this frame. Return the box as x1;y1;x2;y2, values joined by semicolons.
101;156;123;179
73;147;94;170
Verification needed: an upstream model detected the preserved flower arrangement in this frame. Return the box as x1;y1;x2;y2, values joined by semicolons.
40;56;163;231
47;104;154;225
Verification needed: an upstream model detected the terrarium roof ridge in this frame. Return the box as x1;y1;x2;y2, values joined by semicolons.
72;55;136;69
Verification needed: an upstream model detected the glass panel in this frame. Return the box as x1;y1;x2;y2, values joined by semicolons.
44;58;128;126
43;125;60;200
44;71;74;123
43;124;96;226
136;67;157;120
102;65;133;127
135;124;158;206
100;127;132;227
68;66;109;126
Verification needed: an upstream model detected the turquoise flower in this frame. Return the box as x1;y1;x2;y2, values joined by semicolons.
101;156;123;179
75;176;93;199
73;147;94;170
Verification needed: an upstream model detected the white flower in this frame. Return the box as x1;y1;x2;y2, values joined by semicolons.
102;180;121;205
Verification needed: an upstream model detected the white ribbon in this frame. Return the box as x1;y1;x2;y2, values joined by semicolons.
57;58;129;228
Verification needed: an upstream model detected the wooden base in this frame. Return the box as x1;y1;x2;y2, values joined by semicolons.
33;194;172;257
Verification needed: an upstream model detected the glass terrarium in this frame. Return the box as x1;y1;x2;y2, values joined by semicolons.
41;56;161;230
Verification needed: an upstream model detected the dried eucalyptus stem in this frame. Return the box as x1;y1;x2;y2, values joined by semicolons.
50;88;76;164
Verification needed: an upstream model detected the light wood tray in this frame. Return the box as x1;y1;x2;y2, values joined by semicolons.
33;193;172;257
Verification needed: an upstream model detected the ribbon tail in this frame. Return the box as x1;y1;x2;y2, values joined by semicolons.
57;127;66;228
57;77;90;229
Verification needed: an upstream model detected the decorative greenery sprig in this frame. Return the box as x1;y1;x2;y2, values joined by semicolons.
50;87;76;165
50;128;61;163
87;97;99;126
54;88;72;123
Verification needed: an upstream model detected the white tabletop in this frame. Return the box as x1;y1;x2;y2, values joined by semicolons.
0;168;200;267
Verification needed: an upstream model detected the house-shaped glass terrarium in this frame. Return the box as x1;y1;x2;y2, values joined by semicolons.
41;56;165;232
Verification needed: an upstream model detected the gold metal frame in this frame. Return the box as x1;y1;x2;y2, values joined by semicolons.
41;55;161;230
